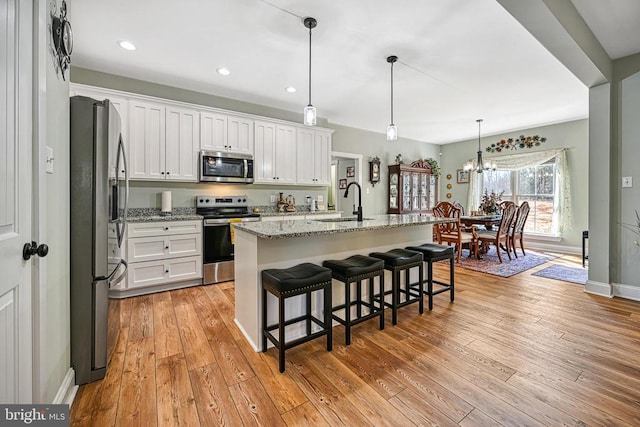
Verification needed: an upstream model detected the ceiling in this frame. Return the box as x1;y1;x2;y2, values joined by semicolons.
69;0;639;144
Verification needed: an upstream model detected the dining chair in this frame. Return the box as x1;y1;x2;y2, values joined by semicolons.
432;201;478;262
452;201;465;216
475;203;516;263
509;201;530;258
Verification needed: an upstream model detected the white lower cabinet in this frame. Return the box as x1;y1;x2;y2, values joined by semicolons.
110;220;203;297
127;256;202;289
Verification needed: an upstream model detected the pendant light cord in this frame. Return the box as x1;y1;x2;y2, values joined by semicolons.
390;60;394;124
477;119;482;151
308;24;312;106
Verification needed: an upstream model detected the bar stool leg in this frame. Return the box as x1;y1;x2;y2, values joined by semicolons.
378;275;385;330
325;286;332;351
345;280;351;345
449;257;455;302
262;288;268;352
418;263;424;314
427;260;434;311
392;270;399;325
306;291;312;336
278;294;286;373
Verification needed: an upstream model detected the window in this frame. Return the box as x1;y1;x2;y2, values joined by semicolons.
482;157;557;235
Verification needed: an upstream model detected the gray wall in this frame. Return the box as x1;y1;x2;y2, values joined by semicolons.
35;0;71;403
440;119;589;251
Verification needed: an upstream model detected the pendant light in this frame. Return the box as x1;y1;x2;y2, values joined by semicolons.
386;55;398;140
464;119;494;173
303;17;317;126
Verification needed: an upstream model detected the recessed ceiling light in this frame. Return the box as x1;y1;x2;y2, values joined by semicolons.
117;40;136;51
285;87;297;93
217;68;230;76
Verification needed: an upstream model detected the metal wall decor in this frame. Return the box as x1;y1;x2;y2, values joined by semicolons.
49;0;73;81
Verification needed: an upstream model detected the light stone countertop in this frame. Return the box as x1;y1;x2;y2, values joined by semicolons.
126;208;202;223
233;214;454;240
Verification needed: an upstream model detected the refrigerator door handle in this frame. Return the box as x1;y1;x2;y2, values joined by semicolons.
96;258;128;284
115;134;129;248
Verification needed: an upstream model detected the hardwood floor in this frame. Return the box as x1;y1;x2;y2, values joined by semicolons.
70;255;640;426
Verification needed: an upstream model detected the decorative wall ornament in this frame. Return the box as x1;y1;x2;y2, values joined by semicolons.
486;135;547;153
49;0;73;81
410;158;440;176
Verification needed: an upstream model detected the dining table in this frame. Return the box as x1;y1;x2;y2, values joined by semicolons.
460;214;502;231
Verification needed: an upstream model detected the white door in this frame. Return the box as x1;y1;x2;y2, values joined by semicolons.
0;0;33;403
165;106;199;181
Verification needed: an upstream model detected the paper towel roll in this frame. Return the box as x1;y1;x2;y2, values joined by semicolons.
161;191;172;214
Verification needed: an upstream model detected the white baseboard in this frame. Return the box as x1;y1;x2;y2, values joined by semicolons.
611;282;640;302
526;241;581;255
584;280;612;297
53;367;79;406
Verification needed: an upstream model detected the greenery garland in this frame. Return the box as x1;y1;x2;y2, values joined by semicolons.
424;158;440;176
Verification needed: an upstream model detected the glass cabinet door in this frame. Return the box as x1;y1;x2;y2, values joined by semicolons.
420;173;428;209
402;172;411;211
429;175;437;208
412;173;420;210
389;173;398;209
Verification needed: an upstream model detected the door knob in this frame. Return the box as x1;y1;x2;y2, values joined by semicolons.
23;241;49;260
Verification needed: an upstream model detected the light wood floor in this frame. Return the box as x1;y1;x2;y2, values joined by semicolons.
70;254;640;426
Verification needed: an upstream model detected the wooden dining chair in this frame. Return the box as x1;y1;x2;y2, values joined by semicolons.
509;201;530;258
432;201;478;262
475;203;516;263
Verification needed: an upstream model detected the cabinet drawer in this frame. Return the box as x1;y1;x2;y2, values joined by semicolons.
127;234;202;263
127;220;202;238
127;256;202;289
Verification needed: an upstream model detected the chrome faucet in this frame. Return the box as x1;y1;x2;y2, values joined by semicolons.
344;182;363;222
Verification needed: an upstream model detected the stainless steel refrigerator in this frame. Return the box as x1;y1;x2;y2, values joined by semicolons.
70;95;129;384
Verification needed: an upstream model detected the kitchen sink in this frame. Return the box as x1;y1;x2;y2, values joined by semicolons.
315;217;374;222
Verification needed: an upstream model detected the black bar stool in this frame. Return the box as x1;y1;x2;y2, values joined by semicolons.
582;230;589;267
369;248;424;325
406;243;455;310
322;255;385;345
262;263;332;373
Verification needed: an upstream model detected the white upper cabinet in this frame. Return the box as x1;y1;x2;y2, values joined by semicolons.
200;112;227;151
200;112;253;154
227;115;254;153
70;84;334;186
165;106;199;181
254;121;296;184
129;101;199;181
296;129;331;186
129;100;166;180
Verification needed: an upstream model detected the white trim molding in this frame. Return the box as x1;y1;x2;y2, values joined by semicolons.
52;368;78;406
611;283;640;302
584;280;612;298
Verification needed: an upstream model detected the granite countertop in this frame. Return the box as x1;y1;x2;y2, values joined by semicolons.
258;210;341;217
233;214;455;240
126;208;203;223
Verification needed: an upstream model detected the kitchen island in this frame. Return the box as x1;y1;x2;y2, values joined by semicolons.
232;214;452;351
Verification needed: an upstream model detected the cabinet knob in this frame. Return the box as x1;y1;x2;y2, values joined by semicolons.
166;172;170;175
161;172;165;175
164;227;169;231
165;270;169;274
165;246;169;249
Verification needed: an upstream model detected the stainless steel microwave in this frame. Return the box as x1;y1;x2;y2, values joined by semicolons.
199;151;254;183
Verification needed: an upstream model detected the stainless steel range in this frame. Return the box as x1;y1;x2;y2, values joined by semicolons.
196;195;260;284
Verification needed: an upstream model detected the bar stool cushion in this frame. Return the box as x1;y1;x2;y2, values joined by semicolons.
323;255;384;278
369;248;423;268
262;263;332;294
406;243;454;260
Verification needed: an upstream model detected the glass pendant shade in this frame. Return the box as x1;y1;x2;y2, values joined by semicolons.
304;105;316;126
387;124;397;141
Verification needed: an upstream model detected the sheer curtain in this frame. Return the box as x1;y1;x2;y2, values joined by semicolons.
466;148;571;235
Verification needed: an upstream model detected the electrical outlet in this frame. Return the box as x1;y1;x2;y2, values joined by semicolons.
270;194;276;203
622;176;633;188
317;195;323;202
45;146;54;174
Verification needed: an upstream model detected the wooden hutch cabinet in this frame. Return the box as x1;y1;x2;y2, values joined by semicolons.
388;160;439;214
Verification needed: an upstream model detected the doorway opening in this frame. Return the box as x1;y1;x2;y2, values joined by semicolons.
330;152;362;214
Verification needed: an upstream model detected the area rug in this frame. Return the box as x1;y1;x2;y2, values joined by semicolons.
532;264;588;285
450;247;556;278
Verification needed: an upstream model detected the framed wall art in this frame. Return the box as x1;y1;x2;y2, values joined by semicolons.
456;169;470;184
339;178;347;189
346;166;355;177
